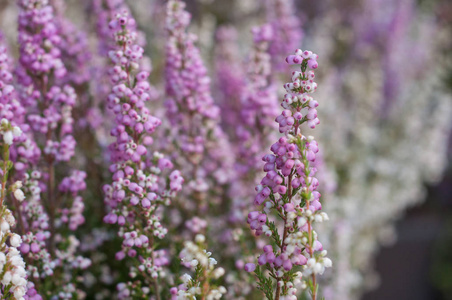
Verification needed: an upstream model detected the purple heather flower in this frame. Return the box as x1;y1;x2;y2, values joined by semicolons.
165;0;234;207
247;50;331;299
102;8;183;296
15;0;90;297
244;263;256;272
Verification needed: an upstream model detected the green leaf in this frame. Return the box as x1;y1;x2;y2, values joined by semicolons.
254;266;274;300
266;221;281;247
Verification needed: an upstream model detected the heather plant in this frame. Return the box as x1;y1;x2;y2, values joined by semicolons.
216;24;278;177
101;9;183;299
189;0;451;299
164;1;234;296
170;234;227;299
14;0;91;297
245;49;331;300
163;2;235;278
164;0;233;213
0;119;27;300
0;0;447;299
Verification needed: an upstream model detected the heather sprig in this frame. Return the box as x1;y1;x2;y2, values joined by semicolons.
165;0;234;210
15;0;90;297
0;32;48;300
90;0;153;141
53;0;92;88
170;234;226;300
246;50;331;300
235;23;279;176
0;118;28;300
102;10;183;298
93;0;135;56
164;2;237;296
164;1;235;275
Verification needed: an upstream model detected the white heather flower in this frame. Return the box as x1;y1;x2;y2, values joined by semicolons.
13;286;26;298
3;130;13;145
314;263;323;274
4;210;15;227
1;220;10;233
10;234;22;247
213;267;225;279
195;234;205;243
208;257;217;269
13;189;25;202
307;258;316;268
314;214;323;223
12;273;23;285
181;273;192;283
2;271;12;285
12;181;23;189
297;217;307;227
190;259;199;267
153;152;164;159
12;126;22;138
319;212;329;221
323;257;332;268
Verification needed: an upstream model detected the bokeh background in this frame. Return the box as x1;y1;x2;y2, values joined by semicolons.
1;0;451;299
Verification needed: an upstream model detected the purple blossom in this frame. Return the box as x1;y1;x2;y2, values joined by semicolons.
102;8;183;296
54;1;92;87
0;31;47;298
17;0;66;78
247;49;331;299
236;24;279;174
165;0;234;208
15;0;90;296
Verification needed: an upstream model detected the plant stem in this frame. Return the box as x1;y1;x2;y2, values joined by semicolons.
0;162;6;207
153;279;161;300
201;268;208;300
0;144;8;207
306;170;317;300
312;274;317;300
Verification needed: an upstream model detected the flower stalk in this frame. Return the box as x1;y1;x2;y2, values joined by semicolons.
246;50;331;300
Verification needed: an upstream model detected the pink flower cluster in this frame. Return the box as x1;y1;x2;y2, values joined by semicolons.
246;49;331;300
11;0;91;297
102;9;183;295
